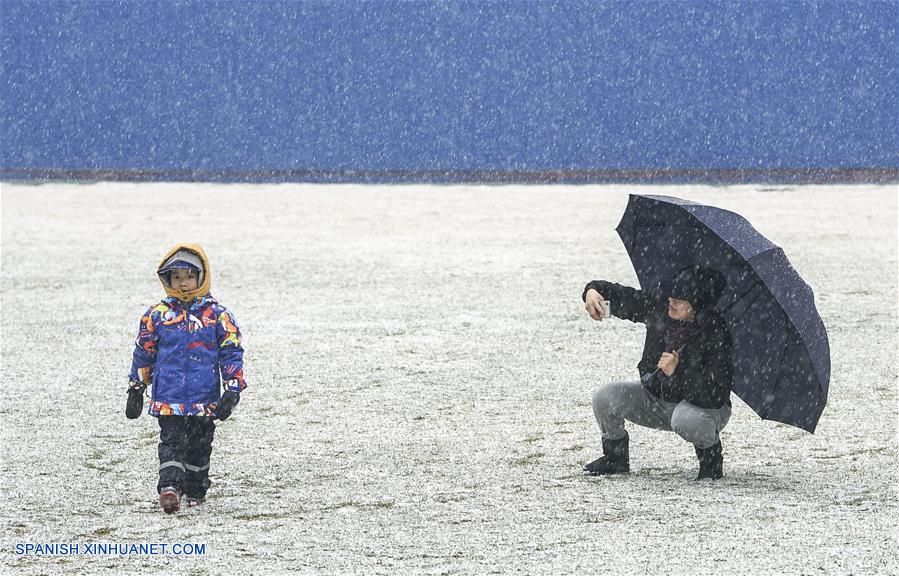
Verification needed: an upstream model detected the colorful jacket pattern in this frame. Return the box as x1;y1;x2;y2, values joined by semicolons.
130;295;245;416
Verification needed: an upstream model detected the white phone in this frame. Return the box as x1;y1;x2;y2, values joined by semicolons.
600;300;611;318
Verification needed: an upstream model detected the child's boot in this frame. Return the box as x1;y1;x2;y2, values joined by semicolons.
159;486;181;514
183;495;205;508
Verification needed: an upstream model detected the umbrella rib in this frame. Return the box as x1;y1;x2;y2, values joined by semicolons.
719;278;762;314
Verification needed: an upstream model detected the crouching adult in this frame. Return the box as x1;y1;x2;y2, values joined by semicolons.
582;266;732;480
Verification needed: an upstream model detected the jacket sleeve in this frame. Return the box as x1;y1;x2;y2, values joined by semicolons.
582;280;658;325
129;306;159;383
217;309;246;392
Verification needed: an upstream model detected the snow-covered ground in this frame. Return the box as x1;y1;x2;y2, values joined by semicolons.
1;182;896;575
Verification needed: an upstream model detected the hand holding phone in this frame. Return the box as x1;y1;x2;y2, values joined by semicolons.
585;288;611;321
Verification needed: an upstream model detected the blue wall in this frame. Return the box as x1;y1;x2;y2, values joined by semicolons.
1;0;897;178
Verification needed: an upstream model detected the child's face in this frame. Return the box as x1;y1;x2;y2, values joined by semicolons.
170;268;199;292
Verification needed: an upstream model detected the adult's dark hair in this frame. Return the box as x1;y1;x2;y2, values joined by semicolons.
668;265;727;311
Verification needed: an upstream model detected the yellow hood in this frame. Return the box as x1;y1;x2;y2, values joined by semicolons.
157;243;211;301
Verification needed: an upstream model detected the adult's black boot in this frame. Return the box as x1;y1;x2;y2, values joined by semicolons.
694;440;723;480
583;434;630;476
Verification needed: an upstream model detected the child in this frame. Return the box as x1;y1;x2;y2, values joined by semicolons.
127;244;246;514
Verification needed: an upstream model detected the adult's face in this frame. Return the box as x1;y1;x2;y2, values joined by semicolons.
667;297;695;321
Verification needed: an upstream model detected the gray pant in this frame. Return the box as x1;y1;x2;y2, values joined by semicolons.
592;381;731;449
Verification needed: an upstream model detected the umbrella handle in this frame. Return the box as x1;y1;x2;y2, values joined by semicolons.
641;345;685;383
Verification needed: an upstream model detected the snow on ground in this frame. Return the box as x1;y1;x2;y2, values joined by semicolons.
1;182;896;575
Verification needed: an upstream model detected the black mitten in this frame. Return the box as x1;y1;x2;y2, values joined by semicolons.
217;390;240;421
126;382;146;419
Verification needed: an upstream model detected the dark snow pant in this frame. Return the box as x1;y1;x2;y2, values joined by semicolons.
157;416;216;498
592;381;731;449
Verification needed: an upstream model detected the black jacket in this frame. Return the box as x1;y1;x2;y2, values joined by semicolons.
583;280;733;409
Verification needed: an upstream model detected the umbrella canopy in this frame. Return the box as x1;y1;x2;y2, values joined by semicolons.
616;194;830;432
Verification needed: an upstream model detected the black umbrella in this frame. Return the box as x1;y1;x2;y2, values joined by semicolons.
616;194;830;433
